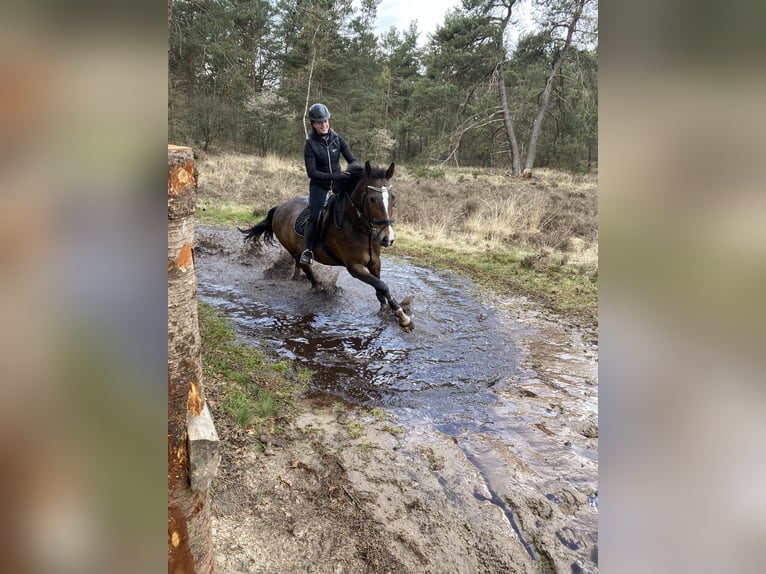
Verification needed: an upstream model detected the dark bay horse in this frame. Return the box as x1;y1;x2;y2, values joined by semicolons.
239;161;413;331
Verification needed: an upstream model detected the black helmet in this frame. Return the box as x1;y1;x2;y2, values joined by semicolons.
309;103;331;122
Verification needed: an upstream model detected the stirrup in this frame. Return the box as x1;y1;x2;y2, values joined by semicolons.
299;249;313;265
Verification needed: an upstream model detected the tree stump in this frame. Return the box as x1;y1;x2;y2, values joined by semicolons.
168;144;219;573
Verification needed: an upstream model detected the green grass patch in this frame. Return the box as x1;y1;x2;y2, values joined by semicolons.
390;238;597;329
196;203;260;227
294;366;313;385
198;302;306;432
221;386;258;426
358;440;376;460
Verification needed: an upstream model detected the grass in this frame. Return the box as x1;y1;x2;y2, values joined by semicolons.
370;408;386;421
198;302;311;432
220;387;277;427
196;203;255;227
343;420;365;439
381;423;406;436
195;151;598;331
358;440;376;460
391;234;597;329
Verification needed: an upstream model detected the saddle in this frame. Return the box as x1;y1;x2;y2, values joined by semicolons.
293;193;344;238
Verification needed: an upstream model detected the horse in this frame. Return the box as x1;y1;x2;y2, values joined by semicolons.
239;161;413;331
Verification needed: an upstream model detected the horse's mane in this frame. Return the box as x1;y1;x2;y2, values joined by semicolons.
335;171;360;196
337;164;391;196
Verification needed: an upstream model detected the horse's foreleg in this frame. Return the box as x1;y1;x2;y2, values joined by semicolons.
349;264;413;331
367;260;388;311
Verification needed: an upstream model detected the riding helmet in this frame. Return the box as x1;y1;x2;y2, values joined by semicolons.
309;103;331;122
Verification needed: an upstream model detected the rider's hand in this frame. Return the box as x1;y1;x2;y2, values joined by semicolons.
346;161;363;176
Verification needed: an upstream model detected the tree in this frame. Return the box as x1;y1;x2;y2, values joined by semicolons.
424;0;596;174
275;1;356;132
169;0;282;148
340;0;390;156
529;44;598;170
420;7;499;165
166;0;597;170
524;0;593;172
425;0;521;169
380;24;424;161
168;146;218;573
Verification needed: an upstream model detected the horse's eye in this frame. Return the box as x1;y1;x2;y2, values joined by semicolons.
370;196;377;203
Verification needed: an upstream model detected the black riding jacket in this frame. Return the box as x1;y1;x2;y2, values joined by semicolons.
304;128;356;192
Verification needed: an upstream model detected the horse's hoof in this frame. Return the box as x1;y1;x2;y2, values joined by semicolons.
395;309;413;332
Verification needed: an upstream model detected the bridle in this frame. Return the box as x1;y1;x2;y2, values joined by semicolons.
348;183;395;233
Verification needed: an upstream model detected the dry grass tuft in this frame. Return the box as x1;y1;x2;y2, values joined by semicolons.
197;152;306;210
394;166;597;256
463;190;548;246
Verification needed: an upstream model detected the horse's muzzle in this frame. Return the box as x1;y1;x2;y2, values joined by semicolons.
377;227;396;247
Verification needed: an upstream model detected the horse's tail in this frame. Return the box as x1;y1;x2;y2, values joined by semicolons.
238;206;277;245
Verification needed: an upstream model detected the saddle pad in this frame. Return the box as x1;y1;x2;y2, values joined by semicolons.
293;206;310;237
293;194;342;237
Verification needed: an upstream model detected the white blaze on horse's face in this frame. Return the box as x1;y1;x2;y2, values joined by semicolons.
381;186;396;247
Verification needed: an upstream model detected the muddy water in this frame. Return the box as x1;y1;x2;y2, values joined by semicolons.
197;247;531;435
195;226;598;571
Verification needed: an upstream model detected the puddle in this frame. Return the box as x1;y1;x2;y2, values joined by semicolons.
194;226;598;569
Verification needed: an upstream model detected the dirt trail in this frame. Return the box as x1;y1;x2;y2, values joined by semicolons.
196;226;598;573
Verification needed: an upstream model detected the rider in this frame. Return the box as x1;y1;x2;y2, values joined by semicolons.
301;102;360;265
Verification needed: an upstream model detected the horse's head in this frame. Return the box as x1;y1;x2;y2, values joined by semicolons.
348;161;396;248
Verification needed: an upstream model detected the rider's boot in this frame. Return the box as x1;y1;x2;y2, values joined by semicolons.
300;219;316;265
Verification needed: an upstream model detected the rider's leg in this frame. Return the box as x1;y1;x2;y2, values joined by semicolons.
300;185;325;265
300;218;316;264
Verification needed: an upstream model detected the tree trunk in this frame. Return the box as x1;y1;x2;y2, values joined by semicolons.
496;61;522;176
490;0;521;176
524;0;586;172
168;145;215;573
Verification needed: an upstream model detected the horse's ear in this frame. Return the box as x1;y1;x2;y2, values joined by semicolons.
364;160;372;176
386;162;395;179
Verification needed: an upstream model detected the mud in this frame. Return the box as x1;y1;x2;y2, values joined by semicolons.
194;225;598;573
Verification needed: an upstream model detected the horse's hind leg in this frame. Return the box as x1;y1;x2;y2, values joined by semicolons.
297;259;320;290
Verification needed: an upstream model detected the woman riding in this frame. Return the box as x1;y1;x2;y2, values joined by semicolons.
301;102;360;265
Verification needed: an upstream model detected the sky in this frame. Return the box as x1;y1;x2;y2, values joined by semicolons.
366;0;536;47
371;0;463;45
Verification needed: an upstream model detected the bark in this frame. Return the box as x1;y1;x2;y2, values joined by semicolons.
490;0;521;175
524;0;586;172
496;61;522;176
167;145;214;574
